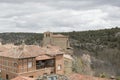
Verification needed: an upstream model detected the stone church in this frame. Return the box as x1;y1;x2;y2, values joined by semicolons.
42;31;70;50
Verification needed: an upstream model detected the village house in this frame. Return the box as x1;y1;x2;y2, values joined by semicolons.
0;44;64;80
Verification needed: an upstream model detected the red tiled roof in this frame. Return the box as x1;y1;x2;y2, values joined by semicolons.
68;73;110;80
52;34;68;38
0;44;17;52
0;46;8;52
11;76;34;80
0;45;64;58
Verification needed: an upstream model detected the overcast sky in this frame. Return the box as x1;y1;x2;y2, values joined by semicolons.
0;0;120;33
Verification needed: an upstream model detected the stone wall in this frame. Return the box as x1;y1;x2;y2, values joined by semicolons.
0;57;18;79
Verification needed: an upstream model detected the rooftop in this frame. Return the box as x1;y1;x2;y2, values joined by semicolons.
11;76;35;80
0;44;64;58
68;73;110;80
52;34;68;38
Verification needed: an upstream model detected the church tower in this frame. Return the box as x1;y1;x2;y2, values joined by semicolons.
43;31;53;46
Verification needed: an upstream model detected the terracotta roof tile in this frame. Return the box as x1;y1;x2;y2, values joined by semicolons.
68;73;110;80
11;76;34;80
0;45;63;58
0;46;8;52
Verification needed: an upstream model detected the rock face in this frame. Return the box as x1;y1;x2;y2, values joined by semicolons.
72;53;94;76
81;54;93;75
115;32;120;37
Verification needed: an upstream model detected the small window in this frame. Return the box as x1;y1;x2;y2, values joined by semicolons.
57;65;62;70
28;62;32;68
29;76;33;78
6;74;9;80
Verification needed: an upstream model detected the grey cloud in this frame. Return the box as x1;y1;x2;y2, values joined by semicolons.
0;0;120;7
0;0;120;32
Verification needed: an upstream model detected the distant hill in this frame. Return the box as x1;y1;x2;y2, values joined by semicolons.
0;33;43;45
0;27;120;77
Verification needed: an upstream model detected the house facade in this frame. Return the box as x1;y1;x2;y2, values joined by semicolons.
0;45;64;80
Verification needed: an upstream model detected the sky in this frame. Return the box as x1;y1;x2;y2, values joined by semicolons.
0;0;120;33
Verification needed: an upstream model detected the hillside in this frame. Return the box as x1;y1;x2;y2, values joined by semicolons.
63;27;120;77
0;27;120;78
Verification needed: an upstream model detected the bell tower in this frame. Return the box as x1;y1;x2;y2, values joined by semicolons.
43;31;53;46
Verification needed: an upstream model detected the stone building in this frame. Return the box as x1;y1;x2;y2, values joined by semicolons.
42;31;70;50
42;32;73;75
0;45;64;80
64;54;73;75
